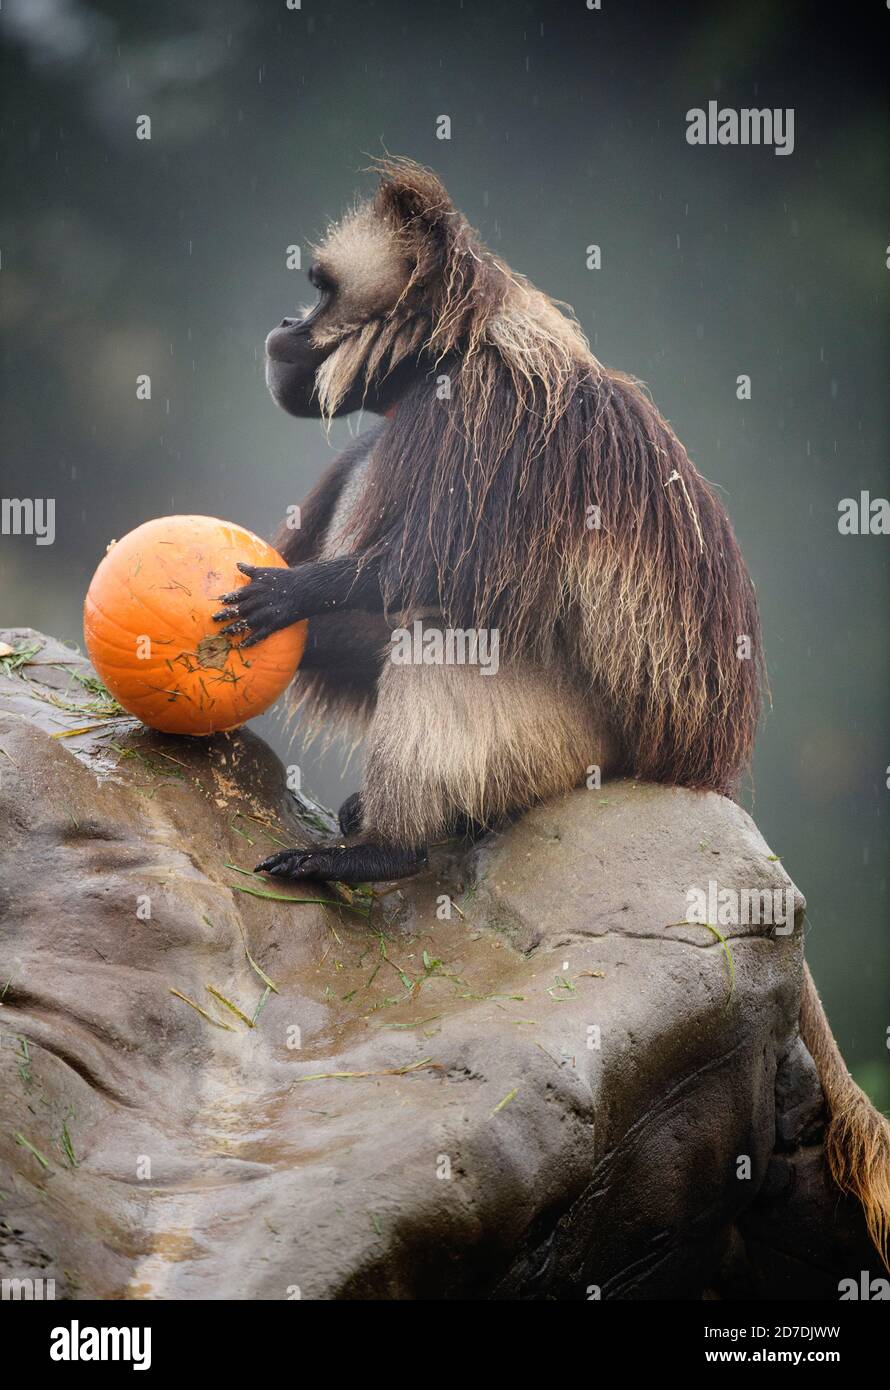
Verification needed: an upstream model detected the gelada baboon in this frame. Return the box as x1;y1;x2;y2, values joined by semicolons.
214;159;889;1263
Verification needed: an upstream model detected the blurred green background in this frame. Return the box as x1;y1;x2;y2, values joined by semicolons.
1;0;887;1102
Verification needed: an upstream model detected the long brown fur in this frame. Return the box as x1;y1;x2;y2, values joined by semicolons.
801;964;890;1269
325;157;763;794
276;158;890;1263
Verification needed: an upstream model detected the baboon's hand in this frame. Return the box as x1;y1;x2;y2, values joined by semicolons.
255;847;340;880
213;564;302;647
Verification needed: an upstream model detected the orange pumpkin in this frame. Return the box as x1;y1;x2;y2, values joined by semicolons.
83;515;307;735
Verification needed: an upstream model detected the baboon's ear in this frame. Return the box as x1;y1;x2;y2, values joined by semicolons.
372;157;455;236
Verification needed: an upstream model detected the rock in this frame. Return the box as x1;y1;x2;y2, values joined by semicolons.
0;629;879;1299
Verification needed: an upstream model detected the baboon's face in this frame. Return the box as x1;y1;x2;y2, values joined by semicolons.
265;204;417;417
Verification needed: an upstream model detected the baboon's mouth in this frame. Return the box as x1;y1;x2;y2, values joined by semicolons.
265;328;299;362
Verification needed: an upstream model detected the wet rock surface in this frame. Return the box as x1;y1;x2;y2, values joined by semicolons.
0;629;879;1299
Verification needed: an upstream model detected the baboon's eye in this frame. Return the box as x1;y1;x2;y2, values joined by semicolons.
308;264;336;294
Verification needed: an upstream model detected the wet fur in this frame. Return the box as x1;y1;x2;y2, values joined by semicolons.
283;158;763;802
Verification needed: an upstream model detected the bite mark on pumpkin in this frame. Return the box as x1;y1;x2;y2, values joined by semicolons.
196;634;234;671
